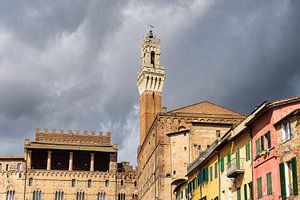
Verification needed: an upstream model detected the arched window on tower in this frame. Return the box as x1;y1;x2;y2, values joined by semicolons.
150;51;155;66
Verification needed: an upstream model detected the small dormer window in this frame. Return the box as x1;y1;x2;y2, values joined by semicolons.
150;51;155;65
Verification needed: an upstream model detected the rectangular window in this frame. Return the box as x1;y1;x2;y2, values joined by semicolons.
257;177;262;199
266;172;272;195
220;157;224;172
17;163;21;172
256;138;261;156
280;157;299;197
0;163;2;171
216;130;221;137
215;162;218;178
237;187;241;200
246;143;251;161
265;131;271;149
71;179;76;187
210;166;213;181
6;164;9;171
260;135;264;151
282;122;292;141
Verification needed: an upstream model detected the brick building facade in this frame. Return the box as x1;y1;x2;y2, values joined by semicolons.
0;129;137;200
136;30;245;200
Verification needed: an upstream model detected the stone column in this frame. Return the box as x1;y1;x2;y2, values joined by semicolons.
69;152;73;171
47;151;52;170
90;153;95;172
27;150;32;170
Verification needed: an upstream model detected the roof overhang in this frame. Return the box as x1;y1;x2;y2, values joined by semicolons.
25;142;118;153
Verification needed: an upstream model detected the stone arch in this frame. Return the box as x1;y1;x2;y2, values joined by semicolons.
178;126;186;131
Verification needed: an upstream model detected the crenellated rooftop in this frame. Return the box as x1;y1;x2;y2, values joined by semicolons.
35;128;111;145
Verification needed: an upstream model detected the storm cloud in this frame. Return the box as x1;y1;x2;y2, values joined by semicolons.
0;0;299;164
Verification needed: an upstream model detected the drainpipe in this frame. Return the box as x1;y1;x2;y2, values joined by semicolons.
218;151;221;200
24;149;27;200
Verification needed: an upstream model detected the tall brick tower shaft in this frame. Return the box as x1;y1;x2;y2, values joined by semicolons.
137;30;165;145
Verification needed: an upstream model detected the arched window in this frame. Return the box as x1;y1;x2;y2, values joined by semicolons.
132;194;138;200
134;181;137;187
29;178;33;186
87;179;92;188
71;179;76;187
118;193;126;200
105;180;109;187
6;190;15;200
97;190;106;200
150;51;155;65
55;190;64;200
121;180;124;186
76;190;85;200
33;190;42;200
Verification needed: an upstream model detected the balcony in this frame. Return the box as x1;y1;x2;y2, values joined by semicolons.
226;158;245;178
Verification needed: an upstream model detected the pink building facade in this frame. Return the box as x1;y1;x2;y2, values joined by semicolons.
248;97;300;200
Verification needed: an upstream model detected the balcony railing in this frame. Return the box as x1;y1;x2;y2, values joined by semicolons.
226;158;245;178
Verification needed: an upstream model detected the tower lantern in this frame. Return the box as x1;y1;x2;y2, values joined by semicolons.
137;30;165;144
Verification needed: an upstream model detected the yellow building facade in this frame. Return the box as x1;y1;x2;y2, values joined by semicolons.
185;141;221;200
219;130;252;200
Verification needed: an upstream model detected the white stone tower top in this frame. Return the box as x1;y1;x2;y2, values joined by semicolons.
137;30;165;96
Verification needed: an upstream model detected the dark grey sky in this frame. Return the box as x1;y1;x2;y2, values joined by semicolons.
0;0;299;165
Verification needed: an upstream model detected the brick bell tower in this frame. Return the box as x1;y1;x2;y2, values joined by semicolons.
137;30;165;145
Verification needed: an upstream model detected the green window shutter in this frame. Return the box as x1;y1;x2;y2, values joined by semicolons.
291;157;298;195
260;135;264;151
220;157;224;172
246;143;250;161
215;162;218;178
244;184;247;200
256;139;260;156
267;172;272;195
237;187;241;200
236;150;240;169
266;131;271;149
227;153;231;168
279;162;286;200
210;166;213;181
257;177;262;199
205;167;208;182
249;182;253;200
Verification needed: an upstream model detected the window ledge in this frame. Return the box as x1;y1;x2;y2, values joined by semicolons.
281;138;291;144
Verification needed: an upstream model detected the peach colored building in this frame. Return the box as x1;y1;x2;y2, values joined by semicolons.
247;96;300;200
